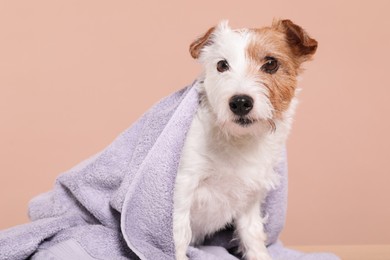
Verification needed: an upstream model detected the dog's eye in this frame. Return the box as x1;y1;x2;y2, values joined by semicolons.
217;60;229;73
261;57;279;74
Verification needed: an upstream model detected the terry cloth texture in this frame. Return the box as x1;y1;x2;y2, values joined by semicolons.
0;82;339;260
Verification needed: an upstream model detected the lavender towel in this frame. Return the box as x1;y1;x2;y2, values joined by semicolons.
0;83;339;260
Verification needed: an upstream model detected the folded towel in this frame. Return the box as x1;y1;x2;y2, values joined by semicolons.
0;82;339;260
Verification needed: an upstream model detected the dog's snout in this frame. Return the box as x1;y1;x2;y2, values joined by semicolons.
229;95;253;116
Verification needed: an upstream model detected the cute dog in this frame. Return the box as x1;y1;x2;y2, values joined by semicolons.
173;19;317;260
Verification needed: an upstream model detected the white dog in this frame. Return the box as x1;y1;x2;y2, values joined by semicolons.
173;19;317;260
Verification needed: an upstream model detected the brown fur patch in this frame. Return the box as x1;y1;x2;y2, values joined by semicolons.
246;20;317;118
189;26;215;59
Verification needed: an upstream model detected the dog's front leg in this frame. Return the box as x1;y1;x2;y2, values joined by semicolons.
173;171;199;260
236;201;272;260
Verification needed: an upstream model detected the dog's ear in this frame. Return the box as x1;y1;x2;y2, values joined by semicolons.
273;19;318;61
189;26;216;59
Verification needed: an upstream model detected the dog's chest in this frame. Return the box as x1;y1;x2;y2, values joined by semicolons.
189;142;269;225
179;114;280;241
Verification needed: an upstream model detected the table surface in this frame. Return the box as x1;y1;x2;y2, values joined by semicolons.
289;245;390;260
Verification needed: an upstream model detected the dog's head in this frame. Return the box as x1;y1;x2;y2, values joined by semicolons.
190;19;317;136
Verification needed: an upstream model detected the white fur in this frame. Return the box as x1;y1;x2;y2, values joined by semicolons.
173;21;298;260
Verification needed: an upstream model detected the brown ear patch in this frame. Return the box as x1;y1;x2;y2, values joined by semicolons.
274;19;318;59
189;26;215;59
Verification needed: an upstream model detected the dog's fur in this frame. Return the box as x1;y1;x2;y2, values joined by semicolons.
173;20;317;260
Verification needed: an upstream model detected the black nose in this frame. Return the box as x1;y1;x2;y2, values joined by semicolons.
229;95;254;116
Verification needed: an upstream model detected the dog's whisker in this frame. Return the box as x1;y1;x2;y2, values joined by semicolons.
267;119;277;133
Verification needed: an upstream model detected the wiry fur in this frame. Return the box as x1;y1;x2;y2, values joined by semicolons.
173;19;317;260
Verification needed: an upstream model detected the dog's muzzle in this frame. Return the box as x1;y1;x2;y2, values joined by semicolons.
229;95;253;116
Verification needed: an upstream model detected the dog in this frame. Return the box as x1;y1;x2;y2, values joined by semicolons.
173;19;317;260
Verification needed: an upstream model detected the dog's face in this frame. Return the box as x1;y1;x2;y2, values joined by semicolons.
190;20;317;136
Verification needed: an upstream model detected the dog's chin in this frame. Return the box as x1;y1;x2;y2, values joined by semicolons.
217;115;275;138
216;116;260;137
234;117;256;127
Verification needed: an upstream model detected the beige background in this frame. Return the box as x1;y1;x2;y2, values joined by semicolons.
1;0;389;246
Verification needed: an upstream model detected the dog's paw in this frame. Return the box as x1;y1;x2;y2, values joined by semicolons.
175;250;189;260
245;250;272;260
176;256;189;260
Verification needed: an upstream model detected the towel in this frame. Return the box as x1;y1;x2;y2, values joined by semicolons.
0;81;339;260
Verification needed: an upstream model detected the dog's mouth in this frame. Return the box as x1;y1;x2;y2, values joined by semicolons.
234;117;256;127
